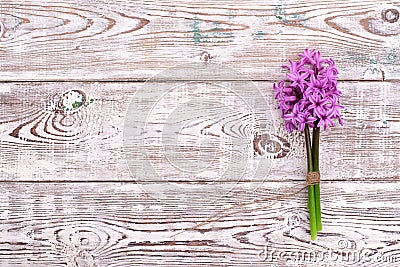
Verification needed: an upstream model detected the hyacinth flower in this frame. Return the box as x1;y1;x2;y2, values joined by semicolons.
273;49;343;240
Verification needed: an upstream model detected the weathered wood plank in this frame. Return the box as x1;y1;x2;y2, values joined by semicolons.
0;181;399;266
0;0;399;81
0;81;399;182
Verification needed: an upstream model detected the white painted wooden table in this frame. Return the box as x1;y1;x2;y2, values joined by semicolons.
0;1;400;266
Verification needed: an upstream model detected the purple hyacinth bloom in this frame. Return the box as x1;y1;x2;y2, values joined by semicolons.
317;109;335;131
308;93;328;117
273;49;343;132
287;71;309;92
282;60;299;73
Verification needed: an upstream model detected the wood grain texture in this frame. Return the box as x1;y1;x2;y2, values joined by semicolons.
0;0;400;81
0;81;399;182
0;181;399;266
1;1;399;265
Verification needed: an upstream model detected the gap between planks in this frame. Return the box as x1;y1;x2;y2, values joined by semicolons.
0;79;395;83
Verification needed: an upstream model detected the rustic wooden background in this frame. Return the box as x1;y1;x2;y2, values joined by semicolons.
1;0;400;266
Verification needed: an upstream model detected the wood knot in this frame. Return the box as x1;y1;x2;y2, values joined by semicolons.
58;89;91;113
361;7;400;36
253;132;290;158
199;51;215;63
382;9;399;23
74;250;95;267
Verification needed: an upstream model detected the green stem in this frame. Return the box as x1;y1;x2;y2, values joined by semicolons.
312;127;320;172
307;186;317;240
305;126;317;240
305;126;313;172
314;184;321;231
312;127;322;232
